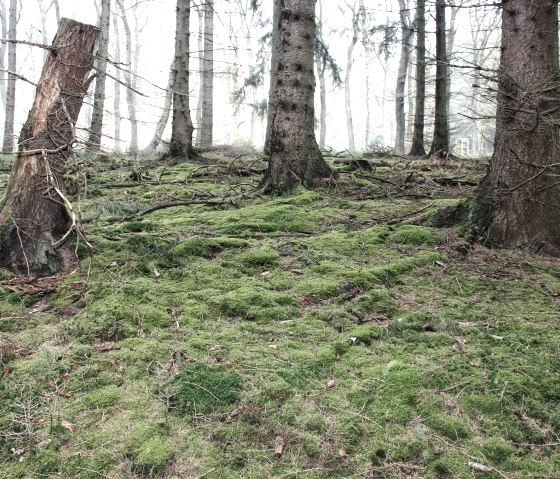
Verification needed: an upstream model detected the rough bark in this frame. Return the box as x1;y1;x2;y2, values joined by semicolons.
429;0;449;157
409;0;426;157
147;61;174;152
88;0;110;149
394;0;413;154
264;0;282;155
474;0;560;255
263;0;334;193
196;0;214;147
0;18;99;275
170;0;194;158
344;3;359;151
1;0;16;153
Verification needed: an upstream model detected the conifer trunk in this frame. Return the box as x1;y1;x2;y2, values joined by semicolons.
0;18;99;275
474;0;560;255
409;0;426;157
1;0;17;153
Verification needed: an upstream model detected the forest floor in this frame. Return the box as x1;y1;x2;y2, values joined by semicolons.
0;148;559;479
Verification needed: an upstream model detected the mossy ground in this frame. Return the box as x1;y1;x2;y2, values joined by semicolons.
0;151;559;478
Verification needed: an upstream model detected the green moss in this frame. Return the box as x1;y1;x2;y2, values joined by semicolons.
388;225;439;246
135;438;172;473
481;437;514;464
240;246;281;268
425;414;471;440
173;363;242;415
173;237;248;258
81;385;122;410
216;286;296;322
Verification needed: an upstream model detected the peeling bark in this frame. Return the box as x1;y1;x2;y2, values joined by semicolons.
0;18;99;275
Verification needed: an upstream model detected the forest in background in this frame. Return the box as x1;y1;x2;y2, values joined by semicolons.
0;1;559;478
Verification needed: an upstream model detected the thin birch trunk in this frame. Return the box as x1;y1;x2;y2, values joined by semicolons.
197;0;214;146
344;3;359;151
1;0;17;153
112;14;122;153
147;62;174;152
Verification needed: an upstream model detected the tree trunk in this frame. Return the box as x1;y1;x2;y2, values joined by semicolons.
0;18;99;275
2;0;17;153
344;4;359;151
429;0;449;157
315;0;326;149
88;0;110;149
195;6;203;141
0;0;8;109
196;0;214;147
112;14;122;153
116;0;138;154
445;0;461;121
264;0;282;155
409;0;426;157
394;0;413;154
406;44;415;146
263;0;333;193
50;0;60;23
474;0;560;255
147;61;174;152
170;0;194;158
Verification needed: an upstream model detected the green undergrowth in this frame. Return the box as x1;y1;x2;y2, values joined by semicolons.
0;155;559;478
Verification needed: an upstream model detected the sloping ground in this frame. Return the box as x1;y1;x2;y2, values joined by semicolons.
0;151;559;478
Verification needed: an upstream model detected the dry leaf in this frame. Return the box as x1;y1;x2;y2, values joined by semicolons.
290;269;304;275
268;344;278;350
153;268;161;278
260;271;271;277
470;362;481;367
10;448;25;460
274;435;285;457
468;461;493;473
326;379;337;389
2;367;10;378
61;420;75;433
338;448;348;459
56;390;72;399
491;335;504;341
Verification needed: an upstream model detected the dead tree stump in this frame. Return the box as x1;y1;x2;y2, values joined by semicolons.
0;18;99;276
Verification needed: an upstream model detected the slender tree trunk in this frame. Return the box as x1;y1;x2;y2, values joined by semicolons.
147;61;174;152
263;0;333;193
2;0;16;153
394;0;413;154
196;6;203;141
409;0;426;157
264;0;282;155
112;15;122;153
170;0;194;158
344;4;358;151
445;0;460;121
36;0;49;63
474;0;560;255
407;44;415;146
116;0;138;154
315;0;327;149
197;0;214;147
50;0;60;23
0;18;99;275
88;0;110;149
429;0;449;157
0;0;8;110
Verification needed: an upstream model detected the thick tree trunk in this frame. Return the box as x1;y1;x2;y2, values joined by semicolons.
474;0;560;255
344;4;359;152
147;61;174;152
2;0;16;153
263;0;333;193
264;0;282;155
429;0;449;157
88;0;110;149
170;0;194;158
409;0;426;157
0;18;99;275
394;0;413;154
197;0;214;147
